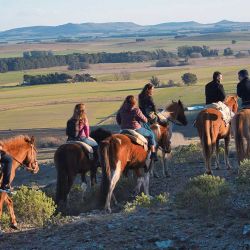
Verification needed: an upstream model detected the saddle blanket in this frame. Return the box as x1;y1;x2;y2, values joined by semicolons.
209;101;235;126
120;129;148;151
66;140;94;159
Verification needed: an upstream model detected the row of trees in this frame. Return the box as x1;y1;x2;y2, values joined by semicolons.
22;73;96;86
177;46;219;58
0;49;177;73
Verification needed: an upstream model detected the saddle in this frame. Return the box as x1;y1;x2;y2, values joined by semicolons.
66;140;94;160
120;129;148;151
208;101;235;126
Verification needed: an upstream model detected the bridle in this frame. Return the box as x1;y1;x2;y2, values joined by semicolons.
9;144;38;172
158;111;184;126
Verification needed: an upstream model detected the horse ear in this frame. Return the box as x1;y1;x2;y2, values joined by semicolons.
178;100;181;104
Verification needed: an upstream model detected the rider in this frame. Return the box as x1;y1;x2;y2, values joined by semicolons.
237;69;250;109
0;143;13;193
66;103;99;162
138;83;158;125
205;71;226;105
116;95;158;161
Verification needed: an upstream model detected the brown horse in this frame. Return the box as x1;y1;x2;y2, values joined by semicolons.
54;129;111;211
232;108;250;164
0;135;39;229
196;96;238;174
151;100;188;177
99;100;187;213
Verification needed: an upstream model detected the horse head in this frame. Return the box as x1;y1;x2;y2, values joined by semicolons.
90;128;112;143
166;100;188;126
225;95;238;114
23;136;39;174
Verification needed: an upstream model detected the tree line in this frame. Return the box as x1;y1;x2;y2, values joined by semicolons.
22;73;96;86
0;49;177;73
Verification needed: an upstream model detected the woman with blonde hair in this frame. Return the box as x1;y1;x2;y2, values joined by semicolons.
66;103;98;160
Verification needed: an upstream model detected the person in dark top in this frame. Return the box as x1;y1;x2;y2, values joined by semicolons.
205;71;226;105
138;83;158;124
237;69;250;108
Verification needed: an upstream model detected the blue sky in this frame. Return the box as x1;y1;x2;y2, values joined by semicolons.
0;0;250;31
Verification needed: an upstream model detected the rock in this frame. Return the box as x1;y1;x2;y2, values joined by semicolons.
243;224;250;236
155;240;174;249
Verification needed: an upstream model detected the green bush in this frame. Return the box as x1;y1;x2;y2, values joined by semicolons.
176;175;230;213
172;143;202;164
13;186;56;226
124;192;169;213
237;159;250;187
1;213;10;230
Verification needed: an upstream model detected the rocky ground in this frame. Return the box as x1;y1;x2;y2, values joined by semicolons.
1;154;250;250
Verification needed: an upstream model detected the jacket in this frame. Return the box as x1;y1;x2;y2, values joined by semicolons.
205;80;226;105
237;77;250;106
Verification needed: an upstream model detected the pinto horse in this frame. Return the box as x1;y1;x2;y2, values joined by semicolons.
54;129;111;211
151;100;188;177
232;108;250;164
195;95;238;174
99;100;187;213
0;135;39;229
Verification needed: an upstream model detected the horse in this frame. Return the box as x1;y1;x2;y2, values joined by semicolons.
0;135;39;230
231;108;250;164
151;100;188;177
54;128;111;211
195;95;238;175
99;100;187;213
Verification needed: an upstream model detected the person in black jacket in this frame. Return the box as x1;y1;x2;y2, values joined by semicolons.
237;69;250;108
138;83;158;124
205;71;226;105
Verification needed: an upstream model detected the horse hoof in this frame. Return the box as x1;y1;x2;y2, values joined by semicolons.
10;223;18;230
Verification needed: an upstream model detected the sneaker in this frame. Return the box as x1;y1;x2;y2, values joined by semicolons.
150;152;158;162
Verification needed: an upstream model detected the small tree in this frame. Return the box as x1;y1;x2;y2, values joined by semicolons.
150;76;160;87
223;48;234;56
181;73;197;85
232;40;237;44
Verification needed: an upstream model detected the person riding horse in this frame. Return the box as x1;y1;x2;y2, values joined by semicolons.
66;103;99;165
205;71;226;105
237;69;250;109
116;95;158;161
0;143;13;193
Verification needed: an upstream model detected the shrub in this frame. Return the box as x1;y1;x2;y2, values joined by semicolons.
181;73;197;85
237;159;250;187
235;51;249;58
190;53;202;58
172;143;202;164
155;58;178;67
223;48;234;56
150;76;161;87
124;192;169;213
13;186;56;226
176;175;230;213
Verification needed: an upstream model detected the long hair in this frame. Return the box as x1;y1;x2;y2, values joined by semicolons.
139;83;154;98
72;103;87;124
120;95;137;111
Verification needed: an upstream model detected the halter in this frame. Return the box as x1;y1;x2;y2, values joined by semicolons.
10;144;38;172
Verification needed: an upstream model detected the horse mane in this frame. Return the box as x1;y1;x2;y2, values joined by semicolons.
166;100;184;111
0;135;31;152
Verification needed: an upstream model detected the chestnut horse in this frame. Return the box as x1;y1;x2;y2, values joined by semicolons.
0;135;39;229
54;129;111;211
151;100;188;177
196;96;238;174
232;108;250;164
99;100;187;213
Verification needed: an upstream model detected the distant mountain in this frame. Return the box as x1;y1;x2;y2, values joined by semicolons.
0;20;250;41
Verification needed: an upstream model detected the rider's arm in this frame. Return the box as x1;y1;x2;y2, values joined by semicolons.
116;110;121;125
218;84;226;101
237;82;243;98
148;96;157;113
83;118;90;138
135;108;148;123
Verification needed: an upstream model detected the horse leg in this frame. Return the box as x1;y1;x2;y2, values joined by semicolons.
142;171;151;197
81;173;88;200
215;139;221;170
162;151;170;177
4;195;18;229
224;136;232;170
105;161;122;213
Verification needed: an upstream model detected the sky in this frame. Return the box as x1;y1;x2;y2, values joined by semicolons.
0;0;250;31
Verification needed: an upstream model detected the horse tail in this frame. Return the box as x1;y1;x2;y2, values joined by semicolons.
55;148;69;206
99;140;111;205
202;112;213;158
235;113;244;163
